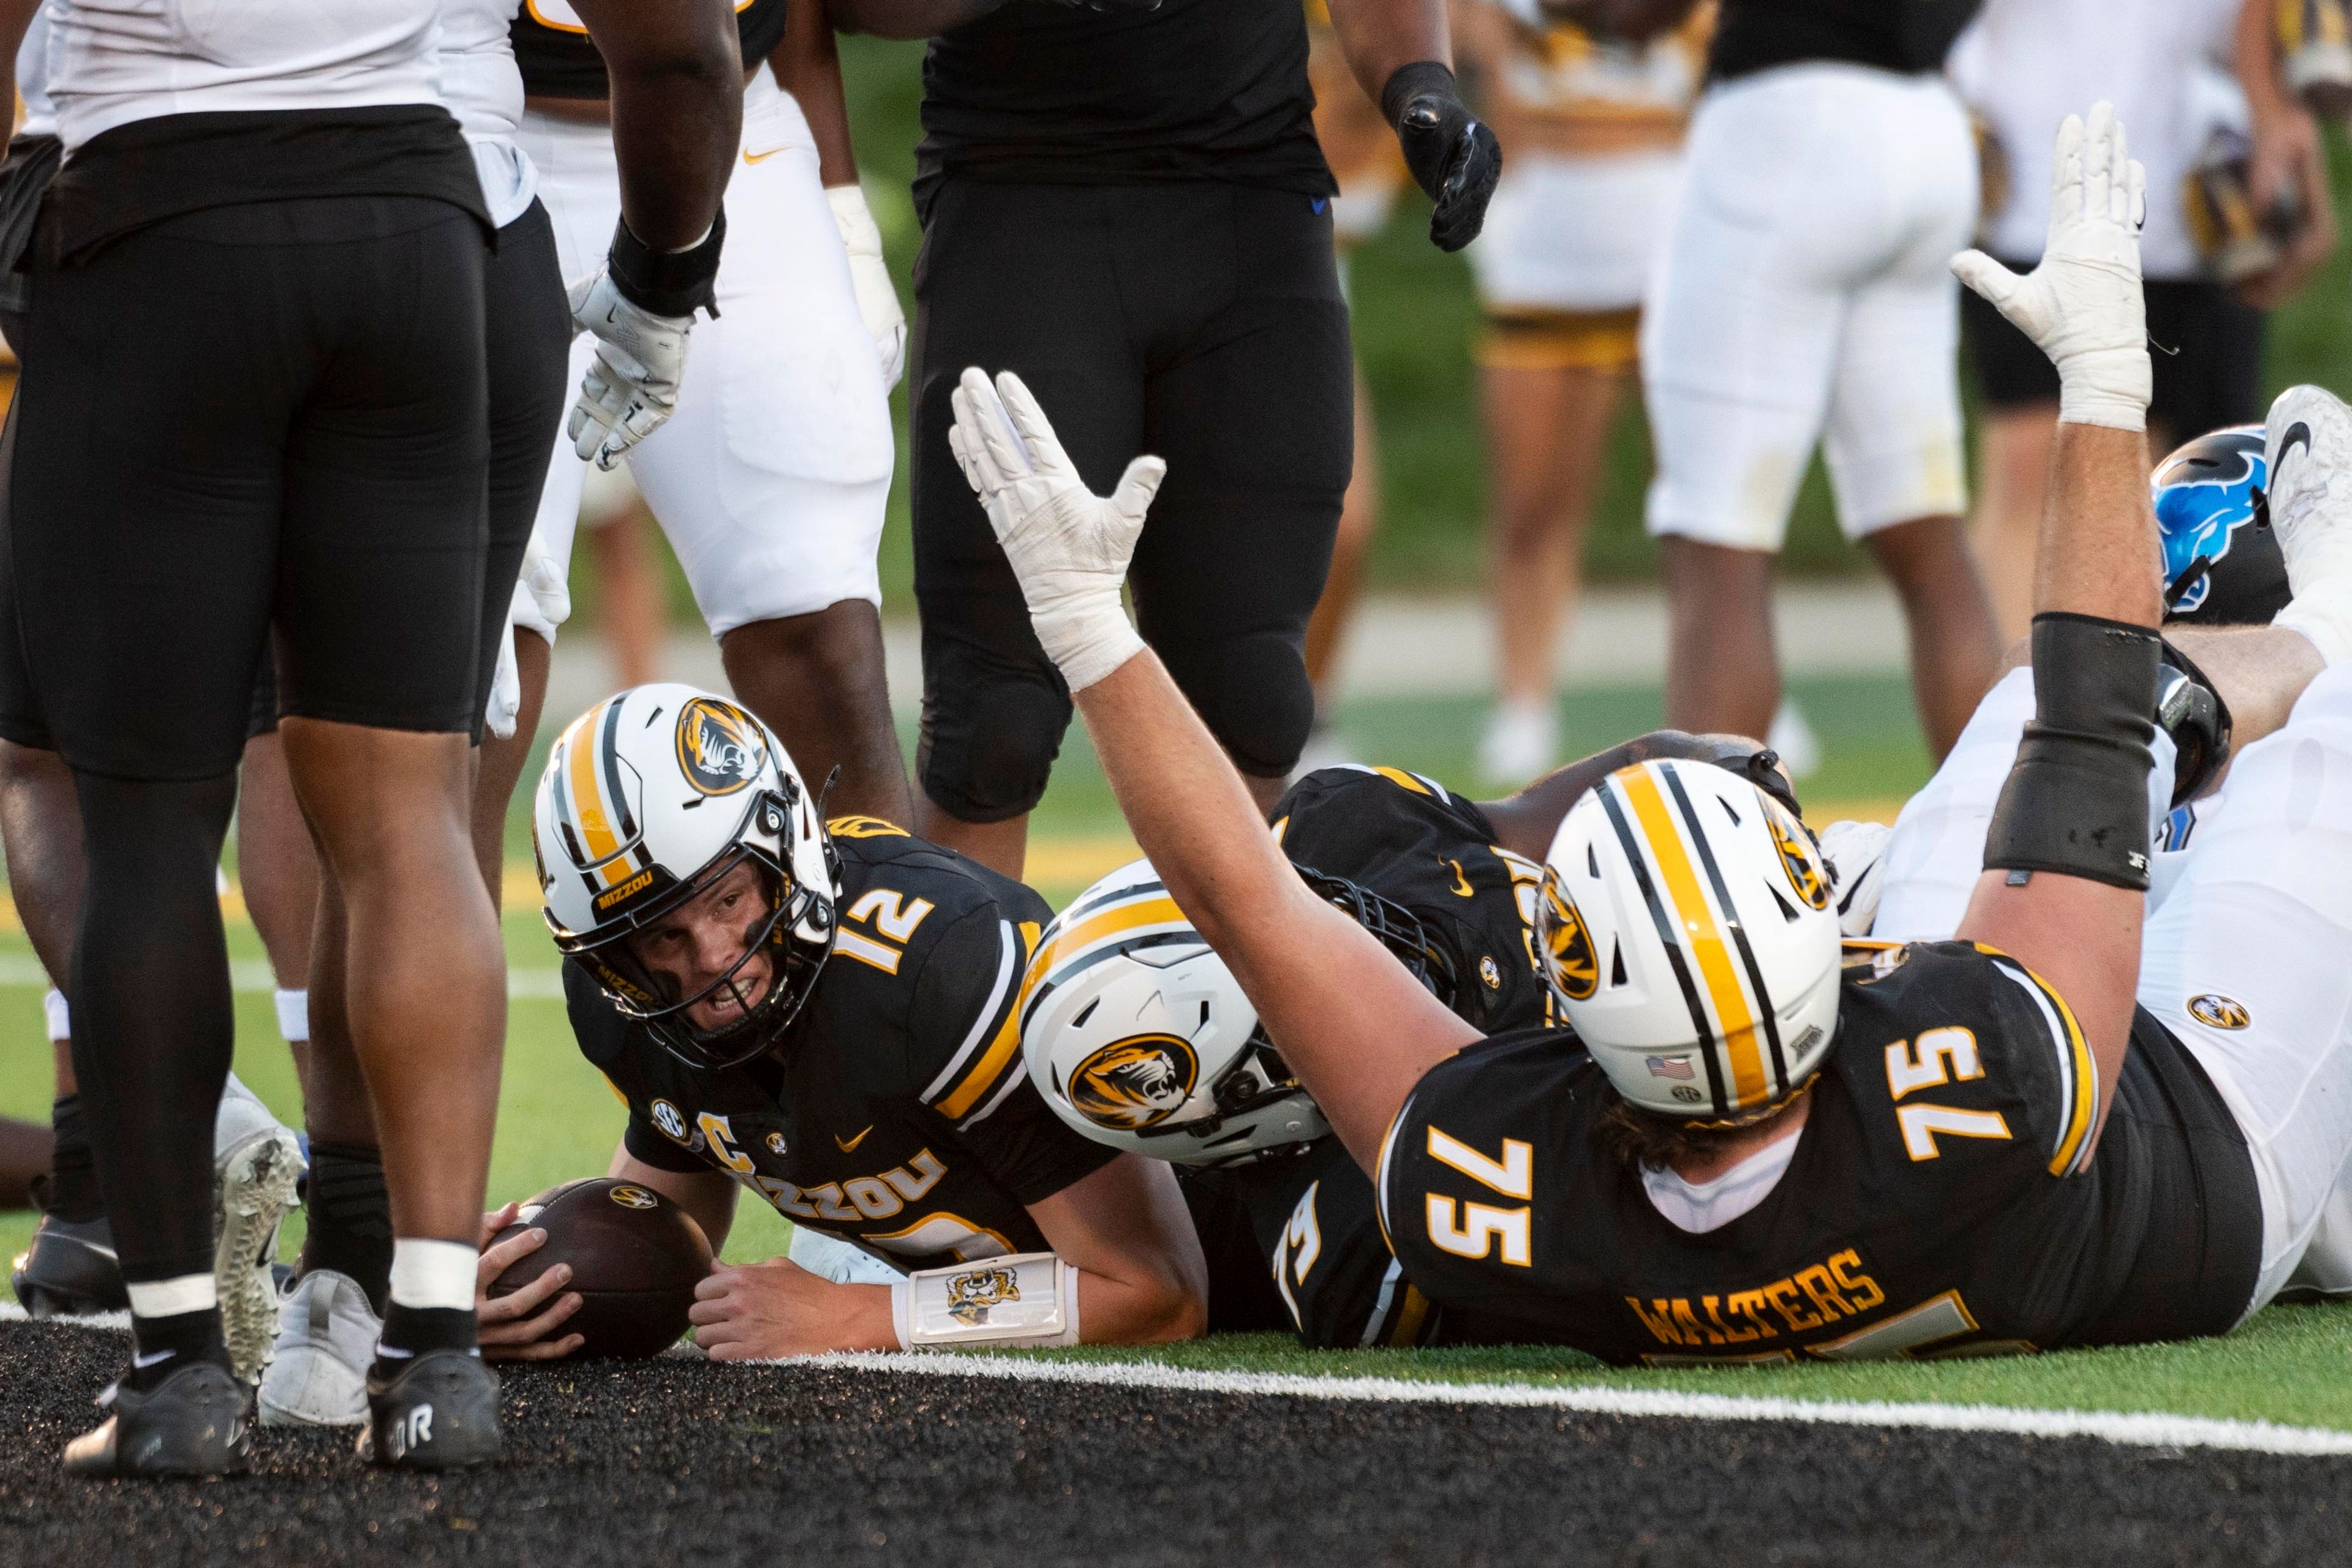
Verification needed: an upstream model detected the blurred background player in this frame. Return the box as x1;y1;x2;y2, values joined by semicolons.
834;0;1501;880
1294;0;1410;775
1951;0;2334;639
1640;0;2000;762
494;0;912;838
575;464;670;691
1457;0;1709;783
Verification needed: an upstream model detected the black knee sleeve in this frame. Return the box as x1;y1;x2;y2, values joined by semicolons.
1166;629;1317;780
67;770;239;1283
1985;613;2160;891
916;660;1073;823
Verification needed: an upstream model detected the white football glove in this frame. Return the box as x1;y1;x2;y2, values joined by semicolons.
827;184;907;392
484;620;522;741
948;366;1164;692
1953;102;2150;432
567;270;693;470
485;529;571;738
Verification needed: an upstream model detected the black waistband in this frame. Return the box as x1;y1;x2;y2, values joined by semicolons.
40;105;486;268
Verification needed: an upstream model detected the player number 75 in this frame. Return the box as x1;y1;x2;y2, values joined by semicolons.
1422;1127;1534;1267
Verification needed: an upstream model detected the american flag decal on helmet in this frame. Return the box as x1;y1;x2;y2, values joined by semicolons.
1646;1055;1695;1080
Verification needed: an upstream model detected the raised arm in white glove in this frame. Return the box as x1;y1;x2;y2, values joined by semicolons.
827;184;907;391
568;271;693;472
948;366;1164;692
1952;102;2150;432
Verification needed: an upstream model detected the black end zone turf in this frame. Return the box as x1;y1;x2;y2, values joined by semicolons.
1;1322;2346;1566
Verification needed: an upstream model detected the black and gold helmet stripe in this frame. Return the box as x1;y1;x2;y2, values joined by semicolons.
1597;781;1731;1120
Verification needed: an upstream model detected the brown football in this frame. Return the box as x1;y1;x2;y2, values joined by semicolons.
487;1177;713;1359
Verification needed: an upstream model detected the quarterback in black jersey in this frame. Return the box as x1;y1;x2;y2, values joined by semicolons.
486;684;1205;1360
948;105;2352;1367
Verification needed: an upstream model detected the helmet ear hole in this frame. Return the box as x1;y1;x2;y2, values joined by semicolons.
1608;941;1627;989
1072;998;1099;1028
1769;882;1801;922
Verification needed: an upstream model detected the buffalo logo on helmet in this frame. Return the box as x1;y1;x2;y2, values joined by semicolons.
1537;872;1599;1001
1069;1035;1199;1131
1763;801;1830;912
2188;993;2251;1030
2153;428;2272;617
945;1266;1020;1326
608;1185;659;1210
675;698;768;798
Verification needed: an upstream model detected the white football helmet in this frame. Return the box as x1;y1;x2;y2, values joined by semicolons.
1536;758;1842;1122
534;683;837;1071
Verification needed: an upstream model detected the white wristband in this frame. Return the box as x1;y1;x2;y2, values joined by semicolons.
2056;346;2152;432
42;987;68;1043
1030;588;1145;693
889;1252;1081;1349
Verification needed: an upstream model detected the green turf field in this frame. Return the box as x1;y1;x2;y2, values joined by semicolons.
6;674;2350;1434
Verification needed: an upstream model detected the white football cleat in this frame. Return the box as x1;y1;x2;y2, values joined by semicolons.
2266;384;2352;665
1815;818;1892;939
1476;699;1558;786
213;1075;303;1385
257;1268;381;1427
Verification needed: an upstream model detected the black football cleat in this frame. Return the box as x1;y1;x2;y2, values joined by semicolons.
61;1362;252;1478
12;1208;129;1318
357;1351;502;1470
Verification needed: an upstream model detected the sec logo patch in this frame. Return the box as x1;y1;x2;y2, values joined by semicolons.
650;1099;689;1143
2188;993;2250;1030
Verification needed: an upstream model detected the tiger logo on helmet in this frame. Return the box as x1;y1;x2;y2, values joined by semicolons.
1069;1036;1200;1131
1537;870;1600;1001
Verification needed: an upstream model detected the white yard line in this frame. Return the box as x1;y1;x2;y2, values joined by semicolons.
803;1350;2352;1458
0;952;565;999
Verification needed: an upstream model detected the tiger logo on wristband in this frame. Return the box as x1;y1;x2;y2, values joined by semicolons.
945;1267;1020;1326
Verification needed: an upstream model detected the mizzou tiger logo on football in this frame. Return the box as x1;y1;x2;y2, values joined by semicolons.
676;697;767;798
2188;993;2250;1030
946;1266;1020;1325
608;1185;658;1210
1765;800;1830;911
1538;872;1599;1001
1069;1036;1199;1131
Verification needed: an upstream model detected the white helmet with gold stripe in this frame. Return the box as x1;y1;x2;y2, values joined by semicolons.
1536;758;1841;1122
1019;859;1330;1166
533;683;837;1071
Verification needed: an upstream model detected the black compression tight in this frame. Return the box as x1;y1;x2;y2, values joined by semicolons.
66;769;239;1285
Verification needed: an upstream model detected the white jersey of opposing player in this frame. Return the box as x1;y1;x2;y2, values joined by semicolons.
17;4;57;139
44;0;442;151
440;0;536;226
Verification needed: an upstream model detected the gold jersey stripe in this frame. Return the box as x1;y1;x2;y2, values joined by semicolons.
936;924;1043;1122
1978;944;2100;1176
1618;766;1768;1106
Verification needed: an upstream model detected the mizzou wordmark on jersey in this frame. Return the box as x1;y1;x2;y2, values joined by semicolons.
571;821;1117;1268
1378;941;2262;1365
1185;766;1562;1348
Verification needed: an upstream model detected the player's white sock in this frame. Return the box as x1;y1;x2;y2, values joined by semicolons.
127;1274;219;1319
387;1238;477;1314
43;987;69;1042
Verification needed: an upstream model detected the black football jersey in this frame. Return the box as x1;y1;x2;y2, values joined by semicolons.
570;819;1117;1269
513;0;790;99
1380;941;2262;1364
1177;766;1558;1348
1272;766;1553;1034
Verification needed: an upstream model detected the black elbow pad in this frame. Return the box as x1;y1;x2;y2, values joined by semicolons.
1983;612;2160;891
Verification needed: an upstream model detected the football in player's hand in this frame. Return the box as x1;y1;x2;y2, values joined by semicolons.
488;1178;714;1359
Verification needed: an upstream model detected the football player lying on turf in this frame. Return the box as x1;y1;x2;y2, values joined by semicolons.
950;103;2352;1361
1022;733;1804;1349
480;685;1205;1360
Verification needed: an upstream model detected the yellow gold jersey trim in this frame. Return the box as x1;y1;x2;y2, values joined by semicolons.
1977;944;2100;1177
935;923;1042;1123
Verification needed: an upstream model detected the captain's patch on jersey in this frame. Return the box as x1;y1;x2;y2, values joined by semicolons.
1069;1035;1199;1130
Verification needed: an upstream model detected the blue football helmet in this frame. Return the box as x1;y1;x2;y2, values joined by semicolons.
2152;425;2291;626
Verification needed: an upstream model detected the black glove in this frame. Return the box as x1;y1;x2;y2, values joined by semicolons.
1381;61;1502;253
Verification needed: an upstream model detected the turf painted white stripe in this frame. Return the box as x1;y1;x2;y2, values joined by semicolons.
810;1351;2352;1458
0;952;565;999
0;1302;129;1330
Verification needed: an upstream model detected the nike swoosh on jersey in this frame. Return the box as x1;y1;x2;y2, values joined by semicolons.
744;147;784;164
834;1126;874;1153
1448;860;1474;898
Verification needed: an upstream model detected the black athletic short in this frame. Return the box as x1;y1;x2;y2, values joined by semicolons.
1963;266;2265;442
2;195;566;774
910;178;1352;821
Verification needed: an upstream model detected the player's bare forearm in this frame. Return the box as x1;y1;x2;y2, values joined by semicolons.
2034;423;2162;628
1327;0;1452;105
608;1144;739;1254
573;0;742;249
690;1261;899;1357
1073;653;1479;1168
1027;1153;1207;1344
769;0;858;187
826;0;1005;39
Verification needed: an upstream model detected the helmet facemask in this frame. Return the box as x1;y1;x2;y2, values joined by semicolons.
551;790;835;1072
